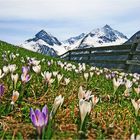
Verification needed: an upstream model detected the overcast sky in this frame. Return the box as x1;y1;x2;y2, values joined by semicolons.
0;0;139;44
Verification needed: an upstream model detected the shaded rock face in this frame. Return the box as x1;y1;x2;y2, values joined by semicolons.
34;30;62;46
124;31;140;44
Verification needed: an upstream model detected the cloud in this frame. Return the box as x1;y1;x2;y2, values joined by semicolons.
0;0;139;20
0;0;139;44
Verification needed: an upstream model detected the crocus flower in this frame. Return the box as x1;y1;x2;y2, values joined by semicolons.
134;85;140;95
8;64;17;73
57;74;63;83
0;84;4;97
113;78;123;93
22;66;29;76
41;71;52;84
3;66;9;74
125;80;133;89
52;71;58;77
92;95;99;106
50;95;64;120
21;66;31;83
64;78;70;85
78;86;92;101
21;73;31;83
79;99;92;130
30;105;49;136
131;99;140;116
11;91;19;105
11;73;19;88
32;65;41;74
131;133;140;140
90;72;94;78
84;73;89;81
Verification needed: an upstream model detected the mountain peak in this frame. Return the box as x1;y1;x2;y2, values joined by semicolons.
103;24;112;29
35;29;51;38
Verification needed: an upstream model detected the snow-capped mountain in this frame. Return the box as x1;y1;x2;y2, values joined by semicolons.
78;25;128;48
21;30;66;56
64;33;86;45
21;25;128;56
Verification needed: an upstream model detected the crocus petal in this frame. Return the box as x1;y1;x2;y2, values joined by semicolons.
30;108;38;126
42;105;48;115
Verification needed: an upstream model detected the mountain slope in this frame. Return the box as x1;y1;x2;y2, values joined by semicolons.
124;31;140;44
21;30;66;56
78;25;128;48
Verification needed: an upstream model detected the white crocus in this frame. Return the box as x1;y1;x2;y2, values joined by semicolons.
125;80;133;89
131;133;140;140
57;74;63;83
92;95;99;106
84;73;89;81
131;99;140;116
78;86;86;100
78;86;93;101
134;85;140;95
52;71;58;77
41;71;52;83
90;72;94;78
3;66;9;74
50;95;64;119
11;91;19;105
64;78;70;85
32;65;41;74
79;99;92;130
113;78;123;93
8;64;17;73
11;73;19;88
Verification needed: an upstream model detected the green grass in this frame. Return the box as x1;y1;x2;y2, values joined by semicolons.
0;40;140;139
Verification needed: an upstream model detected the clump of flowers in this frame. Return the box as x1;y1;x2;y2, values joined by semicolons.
30;95;64;139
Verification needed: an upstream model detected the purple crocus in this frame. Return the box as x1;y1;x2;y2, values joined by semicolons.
30;105;49;136
22;66;29;75
21;66;31;83
0;84;4;97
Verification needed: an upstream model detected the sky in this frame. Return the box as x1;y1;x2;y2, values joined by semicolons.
0;0;139;44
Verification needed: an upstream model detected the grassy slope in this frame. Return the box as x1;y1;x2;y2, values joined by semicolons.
0;40;140;139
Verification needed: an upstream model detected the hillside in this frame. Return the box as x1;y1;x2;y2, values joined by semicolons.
0;40;140;139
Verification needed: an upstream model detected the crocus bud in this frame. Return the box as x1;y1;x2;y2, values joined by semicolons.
32;65;41;74
131;99;140;116
11;91;19;105
113;78;123;93
0;84;4;97
11;73;19;88
64;78;70;85
84;73;89;81
92;95;99;106
57;74;63;83
79;99;92;130
8;64;17;73
3;66;9;74
50;95;64;119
